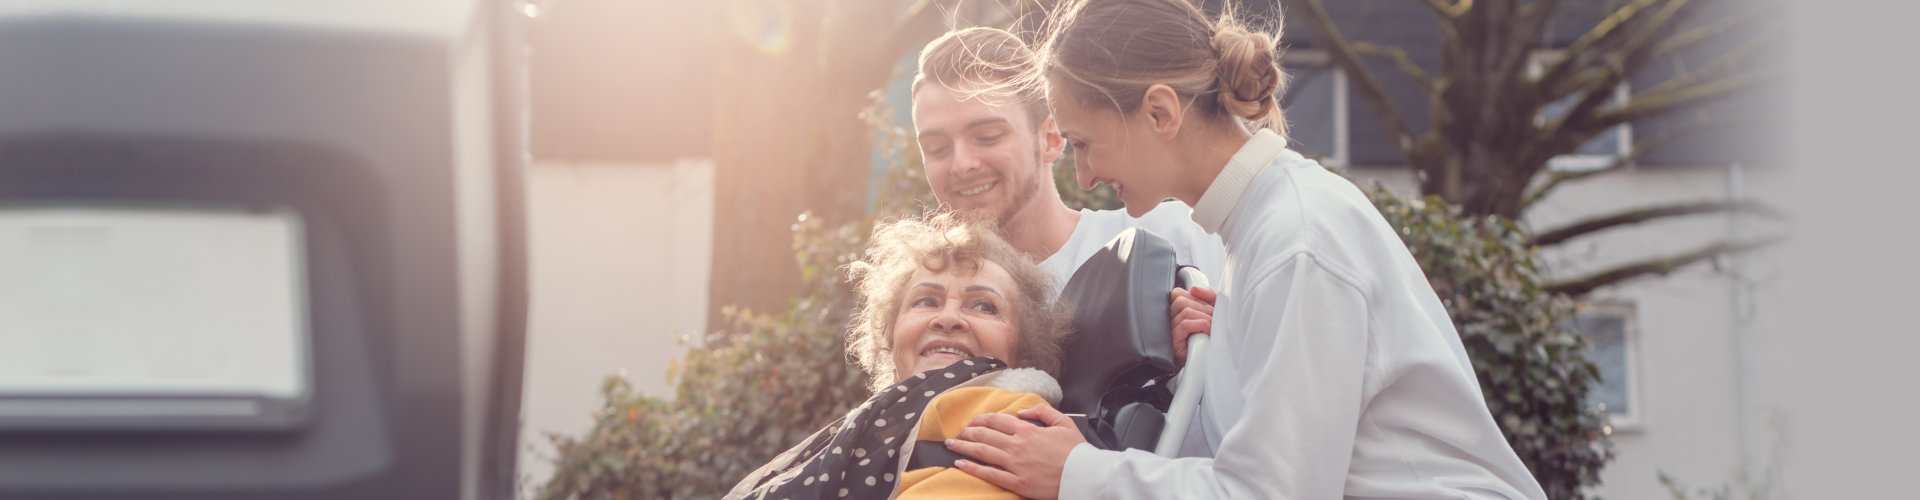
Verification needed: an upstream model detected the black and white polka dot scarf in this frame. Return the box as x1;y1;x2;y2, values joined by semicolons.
725;357;1006;500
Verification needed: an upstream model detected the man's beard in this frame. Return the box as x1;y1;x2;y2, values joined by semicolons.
990;169;1043;229
948;144;1049;231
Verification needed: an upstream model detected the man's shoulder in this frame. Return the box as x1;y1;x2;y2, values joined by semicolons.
1134;200;1198;227
1049;205;1181;266
1127;201;1217;245
1062;203;1187;243
1075;202;1226;276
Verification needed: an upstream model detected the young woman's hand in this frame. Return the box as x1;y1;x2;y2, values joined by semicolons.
1169;286;1218;366
946;403;1086;500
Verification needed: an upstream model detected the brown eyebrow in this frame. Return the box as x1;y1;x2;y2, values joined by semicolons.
917;117;1013;142
965;285;1006;301
909;282;1004;301
964;117;1011;131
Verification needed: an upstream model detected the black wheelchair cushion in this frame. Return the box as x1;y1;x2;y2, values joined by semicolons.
1109;401;1169;451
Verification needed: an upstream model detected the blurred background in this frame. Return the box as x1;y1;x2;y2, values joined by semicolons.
516;1;1796;498
2;0;1915;499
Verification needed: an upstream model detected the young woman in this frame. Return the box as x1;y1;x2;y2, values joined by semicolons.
944;1;1549;498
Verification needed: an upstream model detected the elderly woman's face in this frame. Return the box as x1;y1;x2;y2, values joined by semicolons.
889;260;1022;380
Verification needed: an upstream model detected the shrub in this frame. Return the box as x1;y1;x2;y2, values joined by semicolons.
1369;187;1613;499
534;214;874;499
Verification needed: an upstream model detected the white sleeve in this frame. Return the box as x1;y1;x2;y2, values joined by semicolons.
1058;254;1371;499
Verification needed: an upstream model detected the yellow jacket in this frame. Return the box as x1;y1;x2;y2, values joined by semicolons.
896;372;1058;499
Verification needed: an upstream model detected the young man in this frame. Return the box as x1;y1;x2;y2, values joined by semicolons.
908;27;1226;301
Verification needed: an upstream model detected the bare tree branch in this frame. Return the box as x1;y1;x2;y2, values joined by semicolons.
1522;154;1636;213
1588;66;1779;131
1617;0;1699;59
1650;2;1772;57
1532;200;1786;246
1638;28;1778;97
1533;0;1697;164
1354;41;1435;93
1538;0;1666;95
1512;0;1565;56
1538;0;1749;160
1520;110;1726;210
1421;0;1475;18
1544;236;1786;296
1431;5;1467;80
1496;0;1563;101
1546;0;1692;123
1532;62;1628;164
1285;0;1422;152
1279;63;1333;109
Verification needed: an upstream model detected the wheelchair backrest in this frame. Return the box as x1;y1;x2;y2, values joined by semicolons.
1055;228;1181;421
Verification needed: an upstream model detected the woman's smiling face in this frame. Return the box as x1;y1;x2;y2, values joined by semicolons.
1048;79;1171;218
889;260;1022;379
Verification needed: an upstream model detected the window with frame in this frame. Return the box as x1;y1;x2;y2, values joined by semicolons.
1574;301;1641;429
1279;50;1349;167
1528;50;1632;172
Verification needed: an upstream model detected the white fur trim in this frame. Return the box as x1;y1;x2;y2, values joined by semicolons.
982;368;1062;405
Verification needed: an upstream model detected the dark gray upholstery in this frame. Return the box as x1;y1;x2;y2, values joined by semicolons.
1055;228;1192;451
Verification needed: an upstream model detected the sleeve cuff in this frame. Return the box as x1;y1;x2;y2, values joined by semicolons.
1060;442;1121;497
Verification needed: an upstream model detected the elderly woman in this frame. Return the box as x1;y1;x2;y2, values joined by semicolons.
724;212;1074;500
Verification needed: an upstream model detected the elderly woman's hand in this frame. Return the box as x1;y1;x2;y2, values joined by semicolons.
946;402;1086;500
1169;286;1217;366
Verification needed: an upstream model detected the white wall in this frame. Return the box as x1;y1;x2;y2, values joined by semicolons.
514;159;714;496
1345;163;1790;500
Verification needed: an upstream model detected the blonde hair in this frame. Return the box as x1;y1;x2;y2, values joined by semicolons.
913;27;1051;129
846;212;1071;392
1038;0;1288;135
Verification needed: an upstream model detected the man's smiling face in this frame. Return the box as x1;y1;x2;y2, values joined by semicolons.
912;87;1054;226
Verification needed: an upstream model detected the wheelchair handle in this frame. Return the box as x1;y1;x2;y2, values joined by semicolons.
1156;266;1211;457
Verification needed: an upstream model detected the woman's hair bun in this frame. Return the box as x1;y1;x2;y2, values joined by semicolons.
1210;24;1281;124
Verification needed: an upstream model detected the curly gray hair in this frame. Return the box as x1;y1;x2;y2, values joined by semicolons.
845;212;1072;392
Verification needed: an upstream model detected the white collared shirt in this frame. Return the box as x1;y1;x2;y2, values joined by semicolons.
1058;129;1547;499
